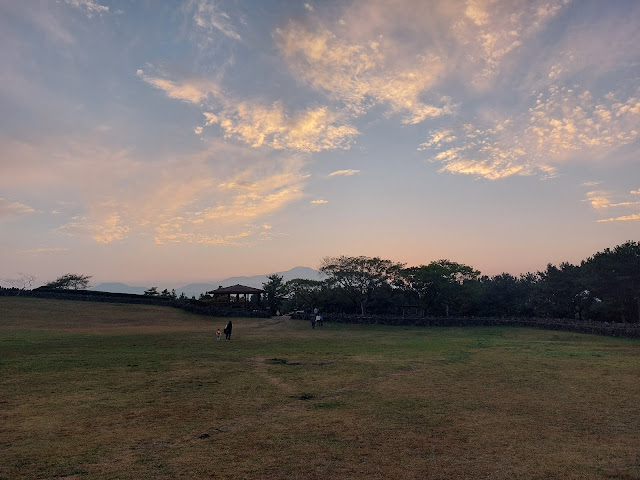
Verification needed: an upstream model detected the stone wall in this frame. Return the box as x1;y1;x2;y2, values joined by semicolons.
0;287;271;319
291;312;640;338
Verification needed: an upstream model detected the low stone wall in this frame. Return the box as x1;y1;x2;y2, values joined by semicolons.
291;312;640;339
178;301;270;318
0;288;270;319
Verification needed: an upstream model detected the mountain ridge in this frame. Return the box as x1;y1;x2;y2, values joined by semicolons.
92;266;324;298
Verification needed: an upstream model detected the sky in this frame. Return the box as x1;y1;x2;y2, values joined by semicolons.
1;0;639;287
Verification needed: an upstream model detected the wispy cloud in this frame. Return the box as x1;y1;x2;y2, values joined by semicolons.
585;191;613;210
585;190;640;210
0;198;35;218
63;0;110;18
3;135;309;246
310;199;328;204
137;69;220;104
186;0;242;41
207;102;358;152
60;212;130;244
584;187;640;224
328;169;359;177
422;86;640;180
275;0;570;123
453;0;572;86
275;18;450;124
25;247;71;255
139;69;359;152
597;213;640;223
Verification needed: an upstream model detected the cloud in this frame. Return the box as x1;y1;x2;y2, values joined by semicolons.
597;213;640;223
452;0;572;85
531;3;640;90
585;191;613;210
3;135;308;246
208;102;359;152
418;129;457;149
422;86;640;180
274;0;570;122
63;0;110;17
310;199;328;204
139;145;308;246
194;126;203;135
0;198;36;218
25;247;71;255
60;212;130;244
584;187;640;224
585;190;640;210
137;69;220;104
275;17;451;124
203;112;218;125
328;169;360;177
139;69;358;152
186;0;242;41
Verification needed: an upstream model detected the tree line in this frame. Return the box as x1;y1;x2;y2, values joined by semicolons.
3;241;638;323
263;241;640;323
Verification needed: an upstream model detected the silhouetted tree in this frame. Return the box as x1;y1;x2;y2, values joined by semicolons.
582;241;640;323
3;273;37;294
400;260;479;317
284;278;325;312
44;273;92;290
320;256;405;314
262;274;288;314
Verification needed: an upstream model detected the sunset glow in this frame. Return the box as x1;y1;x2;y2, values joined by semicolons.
1;0;639;286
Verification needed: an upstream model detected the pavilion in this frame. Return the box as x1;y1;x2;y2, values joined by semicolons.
206;284;265;307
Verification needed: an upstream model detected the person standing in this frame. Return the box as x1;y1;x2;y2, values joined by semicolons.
224;320;233;340
216;328;221;341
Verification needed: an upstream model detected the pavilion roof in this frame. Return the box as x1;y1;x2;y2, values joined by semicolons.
207;284;265;295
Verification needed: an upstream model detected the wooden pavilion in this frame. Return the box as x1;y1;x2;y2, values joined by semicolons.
206;284;265;308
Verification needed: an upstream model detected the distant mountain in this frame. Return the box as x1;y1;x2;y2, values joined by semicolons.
92;267;324;299
91;282;149;295
175;266;325;298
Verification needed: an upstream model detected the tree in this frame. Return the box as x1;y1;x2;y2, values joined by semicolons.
144;287;159;296
284;278;325;312
3;273;37;294
582;241;640;323
320;256;405;314
262;274;288;314
535;262;586;319
477;272;537;317
44;273;92;290
400;260;480;317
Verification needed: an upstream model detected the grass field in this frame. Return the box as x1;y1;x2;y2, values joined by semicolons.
1;297;639;479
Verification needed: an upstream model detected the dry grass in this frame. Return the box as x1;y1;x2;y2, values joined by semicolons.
1;297;639;479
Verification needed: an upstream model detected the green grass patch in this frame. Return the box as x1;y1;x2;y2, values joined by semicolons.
1;297;639;479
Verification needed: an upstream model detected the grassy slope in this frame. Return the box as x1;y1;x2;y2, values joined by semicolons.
1;297;639;479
